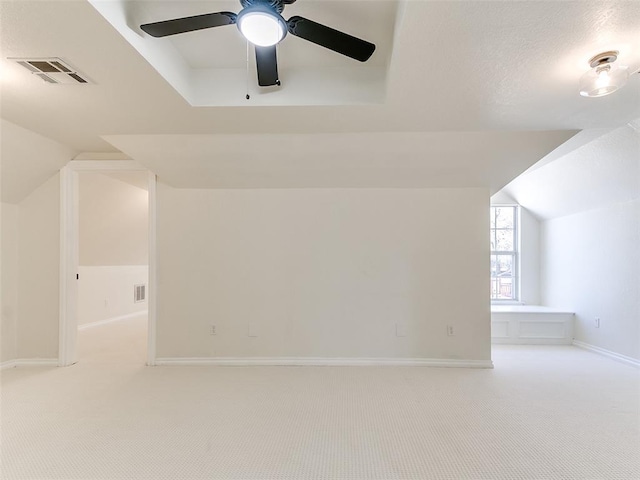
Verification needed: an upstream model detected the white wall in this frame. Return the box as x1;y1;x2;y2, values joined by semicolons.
77;266;148;326
1;121;74;363
501;122;640;360
541;200;640;360
519;207;540;305
1;203;19;362
17;174;60;359
77;172;148;325
156;185;490;361
79;173;148;266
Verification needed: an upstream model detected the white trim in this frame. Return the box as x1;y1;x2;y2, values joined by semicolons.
59;160;157;367
78;311;148;330
1;360;17;370
491;310;574;345
490;204;520;302
491;305;574;314
73;153;132;161
64;160;147;172
1;359;58;369
59;166;79;367
155;357;494;368
573;340;640;368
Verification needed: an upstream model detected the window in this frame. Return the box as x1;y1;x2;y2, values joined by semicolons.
490;205;518;301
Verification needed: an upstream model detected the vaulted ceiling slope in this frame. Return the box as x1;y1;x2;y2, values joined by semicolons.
0;119;77;204
1;1;638;191
498;121;640;220
103;130;575;192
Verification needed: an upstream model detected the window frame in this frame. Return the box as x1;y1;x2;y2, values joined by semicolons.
490;204;520;303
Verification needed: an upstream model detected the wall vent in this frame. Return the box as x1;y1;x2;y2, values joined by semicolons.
134;284;146;303
11;57;92;84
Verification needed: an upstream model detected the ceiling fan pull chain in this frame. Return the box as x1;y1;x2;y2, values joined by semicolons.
245;40;250;100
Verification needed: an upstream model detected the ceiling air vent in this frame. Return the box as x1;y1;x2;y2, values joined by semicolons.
11;58;92;84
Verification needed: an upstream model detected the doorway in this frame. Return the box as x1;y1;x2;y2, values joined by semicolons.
59;161;157;366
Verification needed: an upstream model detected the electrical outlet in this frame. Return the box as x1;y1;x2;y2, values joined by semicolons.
595;317;600;328
210;325;217;335
447;325;455;336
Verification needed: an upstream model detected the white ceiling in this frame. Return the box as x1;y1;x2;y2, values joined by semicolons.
1;0;639;192
90;0;397;106
499;122;640;220
100;171;149;192
104;130;574;192
0;119;77;203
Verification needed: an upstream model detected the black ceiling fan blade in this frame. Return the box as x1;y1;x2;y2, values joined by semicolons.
255;46;279;87
287;16;375;62
140;12;237;38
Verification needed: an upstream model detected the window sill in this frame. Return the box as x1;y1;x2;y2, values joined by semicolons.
491;305;574;314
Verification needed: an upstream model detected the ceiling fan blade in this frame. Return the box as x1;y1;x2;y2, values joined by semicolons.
287;16;375;62
255;46;279;87
140;12;237;38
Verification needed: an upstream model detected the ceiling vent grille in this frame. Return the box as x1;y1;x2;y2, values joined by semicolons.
11;58;92;84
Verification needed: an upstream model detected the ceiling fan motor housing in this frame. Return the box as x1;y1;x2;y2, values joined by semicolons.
240;0;286;14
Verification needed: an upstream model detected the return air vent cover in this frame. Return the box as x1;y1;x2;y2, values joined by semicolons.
134;284;146;303
11;57;92;84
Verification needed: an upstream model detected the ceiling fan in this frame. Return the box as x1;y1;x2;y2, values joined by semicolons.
140;0;376;88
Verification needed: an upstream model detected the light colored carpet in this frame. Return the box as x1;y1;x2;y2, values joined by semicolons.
1;315;639;479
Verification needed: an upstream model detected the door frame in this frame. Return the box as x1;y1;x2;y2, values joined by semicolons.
59;160;157;366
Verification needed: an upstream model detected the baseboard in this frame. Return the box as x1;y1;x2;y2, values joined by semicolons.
1;358;58;370
1;359;17;370
573;340;640;368
155;357;494;368
78;311;148;330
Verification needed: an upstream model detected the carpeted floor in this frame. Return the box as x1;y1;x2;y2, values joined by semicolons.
1;315;639;479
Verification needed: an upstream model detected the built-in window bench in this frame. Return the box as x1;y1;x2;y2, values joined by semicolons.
491;305;574;345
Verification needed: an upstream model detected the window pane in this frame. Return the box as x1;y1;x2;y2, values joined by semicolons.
490;254;514;277
490;276;515;300
495;229;514;251
490;252;515;300
495;207;514;229
490;206;518;301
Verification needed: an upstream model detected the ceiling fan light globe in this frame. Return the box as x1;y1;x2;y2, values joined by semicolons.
238;11;286;47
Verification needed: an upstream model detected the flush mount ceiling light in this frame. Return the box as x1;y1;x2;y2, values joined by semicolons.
579;51;629;98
